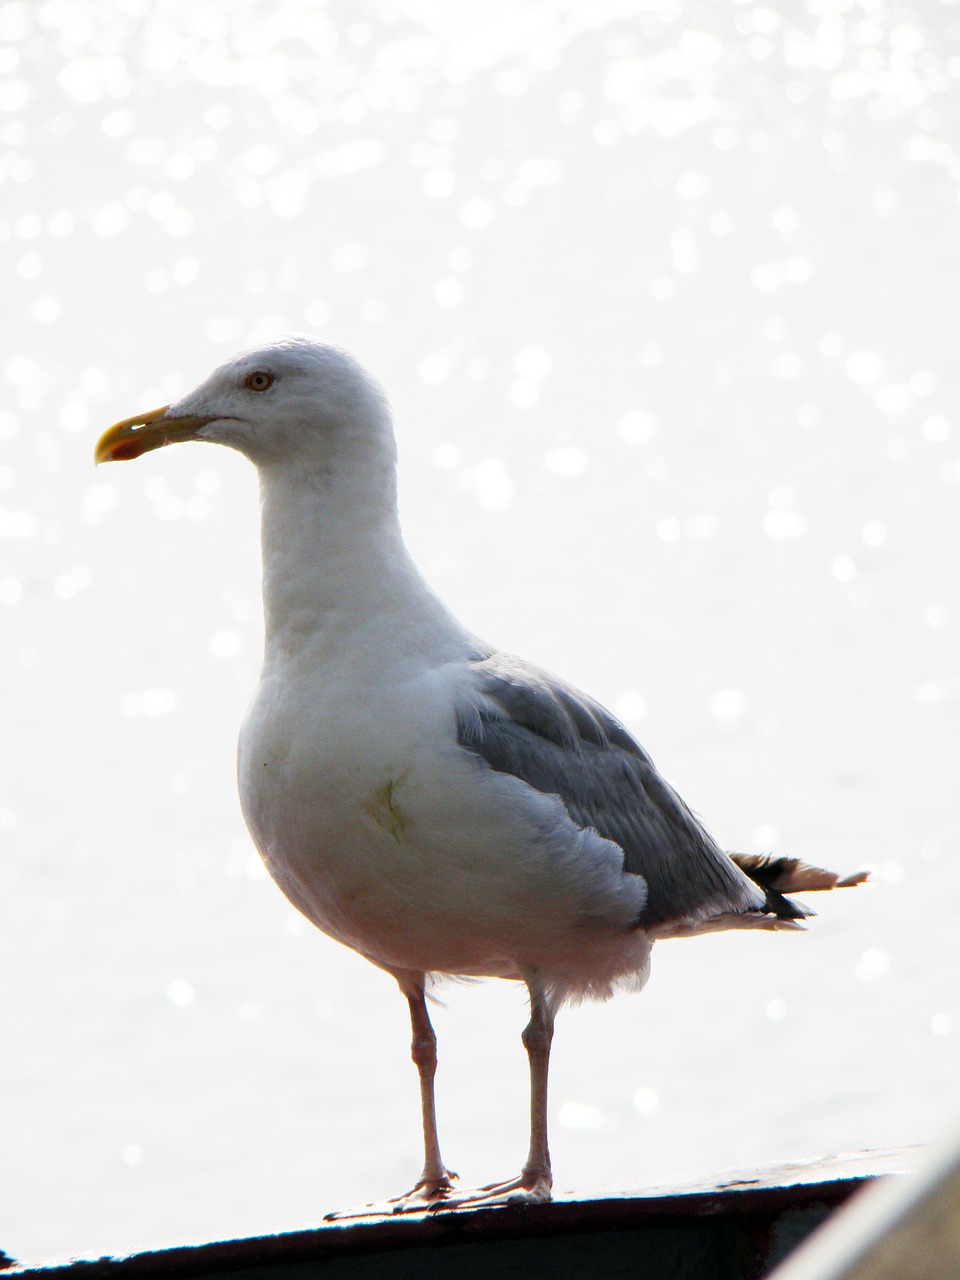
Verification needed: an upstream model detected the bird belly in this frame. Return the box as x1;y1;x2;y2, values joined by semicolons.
237;667;650;992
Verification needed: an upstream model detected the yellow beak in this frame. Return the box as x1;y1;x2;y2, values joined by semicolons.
94;406;218;464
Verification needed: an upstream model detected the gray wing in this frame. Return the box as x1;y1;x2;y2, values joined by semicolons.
455;651;763;929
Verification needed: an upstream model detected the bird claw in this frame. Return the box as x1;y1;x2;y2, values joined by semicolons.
390;1170;460;1213
324;1170;552;1220
474;1172;553;1207
324;1171;459;1221
420;1171;553;1212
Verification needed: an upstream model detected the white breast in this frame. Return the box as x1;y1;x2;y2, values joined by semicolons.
237;652;647;983
238;460;648;992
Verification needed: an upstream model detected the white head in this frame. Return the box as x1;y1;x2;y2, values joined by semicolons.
95;337;395;473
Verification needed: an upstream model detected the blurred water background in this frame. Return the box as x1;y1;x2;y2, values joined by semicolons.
1;0;958;1262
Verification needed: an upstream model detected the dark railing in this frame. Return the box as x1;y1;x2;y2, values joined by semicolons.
3;1150;917;1280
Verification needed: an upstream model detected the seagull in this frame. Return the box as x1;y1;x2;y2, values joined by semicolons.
95;337;866;1213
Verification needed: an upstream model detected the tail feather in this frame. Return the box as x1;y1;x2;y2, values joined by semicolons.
653;853;866;941
730;853;869;921
732;853;869;893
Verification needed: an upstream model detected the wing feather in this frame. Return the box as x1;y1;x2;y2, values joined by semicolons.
455;653;763;929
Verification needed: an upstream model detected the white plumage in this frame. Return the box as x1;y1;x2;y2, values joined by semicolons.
95;337;865;1212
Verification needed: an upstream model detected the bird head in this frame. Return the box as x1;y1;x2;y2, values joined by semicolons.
94;337;394;471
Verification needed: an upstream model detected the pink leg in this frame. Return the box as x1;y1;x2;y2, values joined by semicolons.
325;978;457;1220
518;984;555;1197
429;980;556;1209
326;978;555;1219
403;984;457;1202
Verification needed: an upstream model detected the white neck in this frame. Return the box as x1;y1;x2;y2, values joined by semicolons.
256;452;469;673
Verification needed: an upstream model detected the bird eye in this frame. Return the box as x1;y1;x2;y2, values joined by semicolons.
244;371;274;392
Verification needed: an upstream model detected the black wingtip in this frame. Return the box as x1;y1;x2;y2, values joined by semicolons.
767;888;815;921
